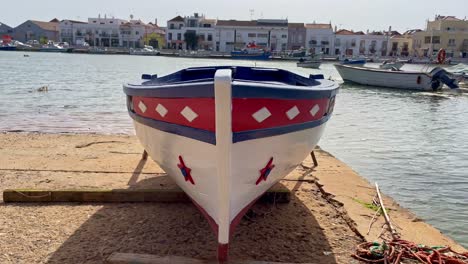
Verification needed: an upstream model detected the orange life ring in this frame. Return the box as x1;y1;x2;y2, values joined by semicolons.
437;49;446;64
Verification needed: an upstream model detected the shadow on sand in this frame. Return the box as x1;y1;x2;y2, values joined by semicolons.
45;157;338;263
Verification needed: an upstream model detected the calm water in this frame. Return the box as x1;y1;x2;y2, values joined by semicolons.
0;51;467;247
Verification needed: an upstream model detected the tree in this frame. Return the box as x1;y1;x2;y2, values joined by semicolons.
184;31;197;50
143;33;165;49
39;36;48;44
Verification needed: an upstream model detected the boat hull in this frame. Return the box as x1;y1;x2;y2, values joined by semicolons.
124;66;338;261
230;53;271;60
297;61;321;69
335;64;442;91
0;46;16;51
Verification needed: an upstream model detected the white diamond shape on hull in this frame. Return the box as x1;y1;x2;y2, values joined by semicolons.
286;106;300;120
181;106;198;122
252;107;272;123
155;103;168;117
310;104;320;117
138;101;147;113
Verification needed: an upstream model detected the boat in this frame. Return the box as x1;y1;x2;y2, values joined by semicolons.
0;36;17;51
123;66;339;262
335;64;459;91
129;45;160;56
379;60;404;70
281;49;308;60
0;43;16;51
39;41;70;52
342;58;366;66
297;59;321;69
231;42;271;60
297;53;322;68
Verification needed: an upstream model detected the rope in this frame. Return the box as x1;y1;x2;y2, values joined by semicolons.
352;239;468;264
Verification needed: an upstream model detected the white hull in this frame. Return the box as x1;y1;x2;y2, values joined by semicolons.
134;121;326;224
335;64;442;91
297;61;321;69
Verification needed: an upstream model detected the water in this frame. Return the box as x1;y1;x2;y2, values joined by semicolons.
0;51;467;247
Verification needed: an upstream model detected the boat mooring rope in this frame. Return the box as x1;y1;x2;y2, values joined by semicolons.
352;239;468;264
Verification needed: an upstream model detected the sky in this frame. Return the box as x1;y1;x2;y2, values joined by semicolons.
2;0;467;32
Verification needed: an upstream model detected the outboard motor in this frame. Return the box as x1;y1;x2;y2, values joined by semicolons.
430;67;459;89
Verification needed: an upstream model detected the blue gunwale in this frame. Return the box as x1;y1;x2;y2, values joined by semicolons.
128;109;332;145
123;66;339;99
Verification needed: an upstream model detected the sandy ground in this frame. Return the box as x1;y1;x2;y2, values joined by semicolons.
0;133;464;263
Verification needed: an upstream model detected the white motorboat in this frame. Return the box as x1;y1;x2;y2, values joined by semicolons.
129;45;160;56
123;66;339;262
335;64;459;91
297;60;321;69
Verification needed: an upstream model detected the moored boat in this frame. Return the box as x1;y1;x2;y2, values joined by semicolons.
123;66;339;262
129;45;160;56
297;59;321;69
335;64;459;91
39;41;70;52
231;42;271;60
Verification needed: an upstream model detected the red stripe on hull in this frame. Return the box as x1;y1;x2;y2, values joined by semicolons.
133;97;330;133
133;97;215;131
232;98;329;132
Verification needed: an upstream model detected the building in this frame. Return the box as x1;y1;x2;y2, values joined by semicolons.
305;23;334;55
215;19;288;52
334;29;388;57
166;13;216;50
388;29;420;57
334;29;364;56
287;23;306;50
59;16;165;48
0;22;13;37
13;19;59;43
412;15;468;58
59;19;89;45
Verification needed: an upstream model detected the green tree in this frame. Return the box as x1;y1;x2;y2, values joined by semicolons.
39;36;48;44
184;31;197;50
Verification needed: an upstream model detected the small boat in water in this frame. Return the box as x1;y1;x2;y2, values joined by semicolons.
231;42;271;60
297;59;321;69
39;41;70;52
123;66;339;262
335;64;459;91
129;45;160;56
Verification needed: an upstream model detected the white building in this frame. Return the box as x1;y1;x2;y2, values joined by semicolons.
305;23;334;55
166;13;216;50
334;29;388;57
59;16;165;48
59;16;127;47
215;19;288;52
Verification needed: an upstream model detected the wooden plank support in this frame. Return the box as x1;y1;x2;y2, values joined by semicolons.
106;252;311;264
3;185;290;204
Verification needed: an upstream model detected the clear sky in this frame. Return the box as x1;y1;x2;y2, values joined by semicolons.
2;0;467;32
